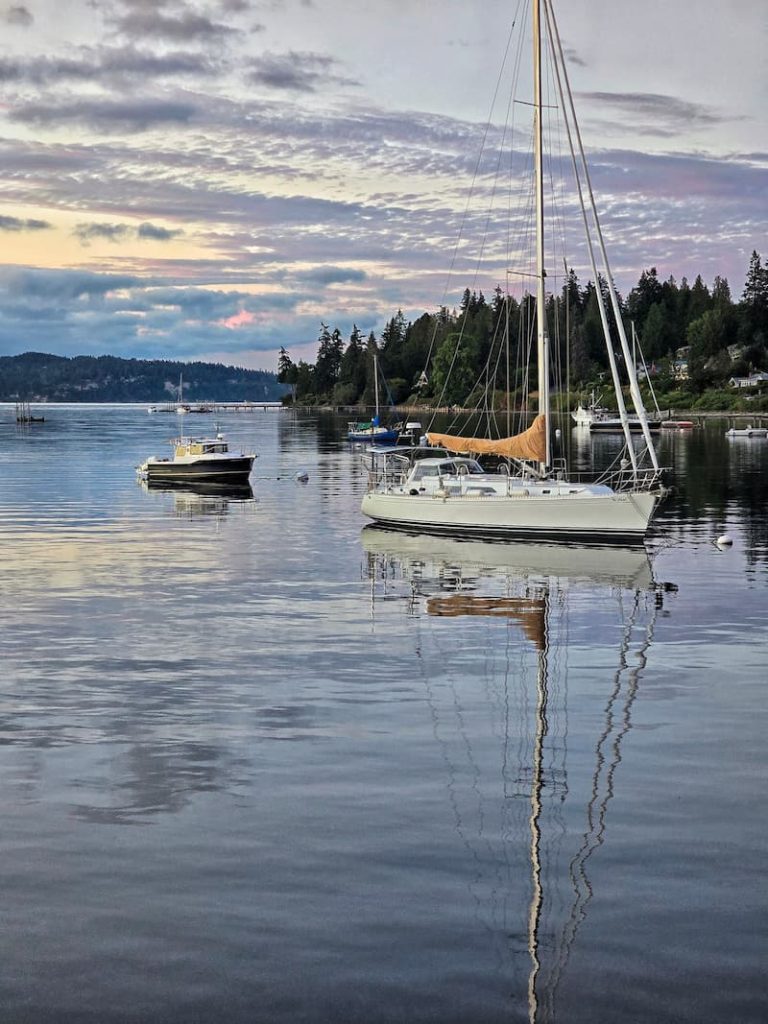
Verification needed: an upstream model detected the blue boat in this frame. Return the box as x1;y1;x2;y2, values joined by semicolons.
347;354;400;443
347;414;400;444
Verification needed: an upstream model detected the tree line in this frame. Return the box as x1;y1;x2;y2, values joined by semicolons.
278;250;768;411
0;353;284;403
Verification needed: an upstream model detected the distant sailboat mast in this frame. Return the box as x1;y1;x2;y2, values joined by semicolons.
374;353;380;425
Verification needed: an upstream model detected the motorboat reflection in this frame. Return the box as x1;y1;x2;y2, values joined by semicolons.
139;478;254;518
362;525;675;1022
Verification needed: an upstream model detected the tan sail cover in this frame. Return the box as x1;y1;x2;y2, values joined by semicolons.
426;414;546;462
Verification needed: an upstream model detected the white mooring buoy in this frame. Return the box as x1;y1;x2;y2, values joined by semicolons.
716;534;733;548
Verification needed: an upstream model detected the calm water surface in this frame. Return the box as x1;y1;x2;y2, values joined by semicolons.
0;406;766;1023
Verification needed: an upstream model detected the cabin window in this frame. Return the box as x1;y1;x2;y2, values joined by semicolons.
412;465;440;480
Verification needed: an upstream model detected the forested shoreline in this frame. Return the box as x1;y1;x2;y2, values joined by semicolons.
0;353;284;403
278;251;768;414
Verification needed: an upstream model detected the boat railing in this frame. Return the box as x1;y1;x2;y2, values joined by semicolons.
559;464;665;492
363;450;412;490
607;466;666;492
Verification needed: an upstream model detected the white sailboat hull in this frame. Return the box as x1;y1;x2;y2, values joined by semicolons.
361;488;659;543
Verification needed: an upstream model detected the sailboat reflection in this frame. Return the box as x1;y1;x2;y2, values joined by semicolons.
362;525;655;591
362;526;674;1022
139;478;254;518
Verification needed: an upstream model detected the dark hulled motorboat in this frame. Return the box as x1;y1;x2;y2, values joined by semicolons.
137;431;255;483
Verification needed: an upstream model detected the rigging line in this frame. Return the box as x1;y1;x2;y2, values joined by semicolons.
410;617;494;936
541;0;638;474
422;4;524;421
431;6;531;436
489;296;514;437
430;618;520;931
521;297;537;433
503;0;531;277
549;587;658;1009
453;290;517;438
545;0;659;472
544;48;568;421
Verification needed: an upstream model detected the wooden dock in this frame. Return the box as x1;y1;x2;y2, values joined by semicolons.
148;401;285;414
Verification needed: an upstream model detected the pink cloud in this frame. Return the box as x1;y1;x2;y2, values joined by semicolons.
219;308;256;329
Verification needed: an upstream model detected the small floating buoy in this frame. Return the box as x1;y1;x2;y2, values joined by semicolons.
294;470;309;483
555;428;561;438
716;534;733;548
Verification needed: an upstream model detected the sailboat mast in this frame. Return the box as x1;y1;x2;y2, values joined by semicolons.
373;353;380;420
178;372;185;439
533;0;551;470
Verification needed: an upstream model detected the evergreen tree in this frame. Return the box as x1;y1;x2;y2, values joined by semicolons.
277;346;298;402
641;303;670;361
431;332;478;406
314;323;343;397
380;310;407;379
294;360;314;399
688;275;711;322
687;309;728;387
740;251;768;347
712;275;732;309
627;268;663;327
361;332;380;406
338;325;365;403
400;313;435;393
742;251;768;308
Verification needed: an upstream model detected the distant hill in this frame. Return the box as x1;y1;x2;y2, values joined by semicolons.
0;352;286;403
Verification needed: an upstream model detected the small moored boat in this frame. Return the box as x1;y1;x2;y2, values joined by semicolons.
347;416;400;444
347;354;400;443
725;425;767;438
137;431;256;483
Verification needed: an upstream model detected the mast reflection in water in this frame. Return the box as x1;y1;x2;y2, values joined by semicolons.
362;527;675;1023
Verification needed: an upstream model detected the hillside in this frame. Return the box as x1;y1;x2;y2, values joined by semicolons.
0;352;285;403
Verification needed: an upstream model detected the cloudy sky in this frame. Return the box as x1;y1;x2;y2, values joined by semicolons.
0;0;765;371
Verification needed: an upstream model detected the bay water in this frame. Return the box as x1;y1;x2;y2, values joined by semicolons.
0;406;766;1023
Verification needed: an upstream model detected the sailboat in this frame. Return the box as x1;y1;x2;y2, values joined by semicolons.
347;353;400;443
361;0;666;544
